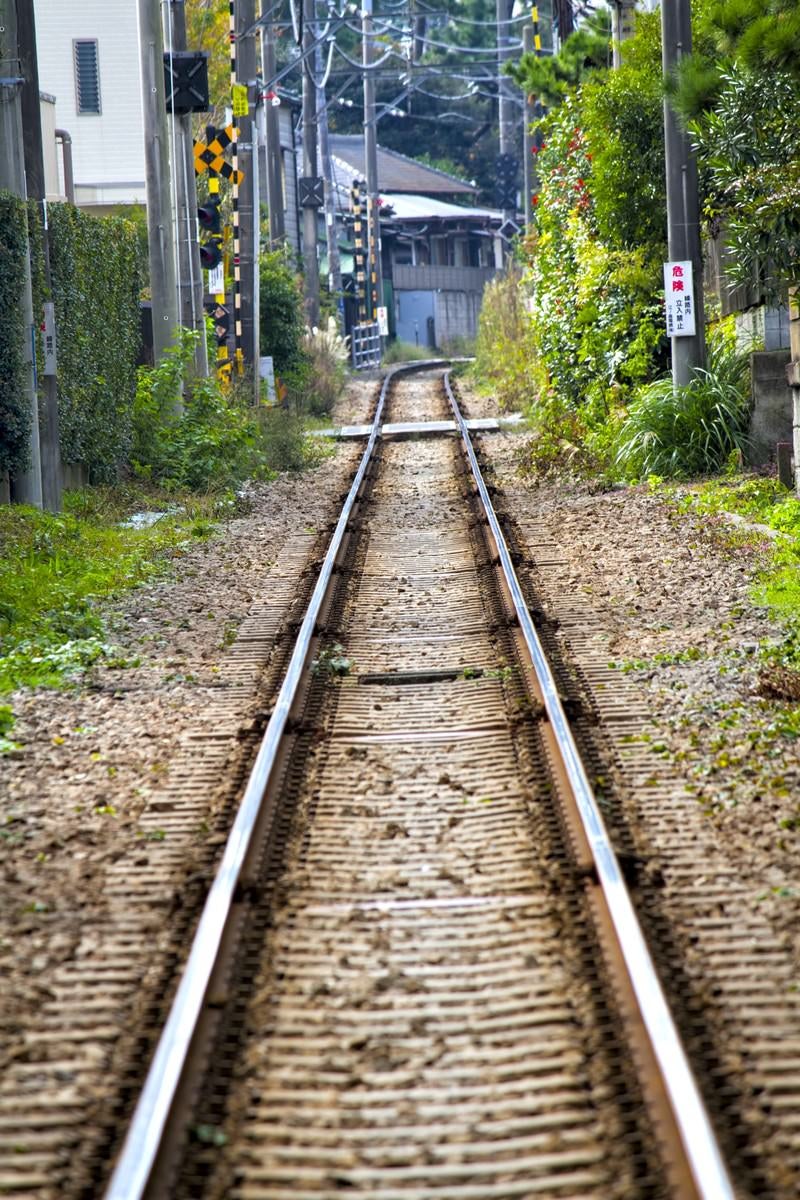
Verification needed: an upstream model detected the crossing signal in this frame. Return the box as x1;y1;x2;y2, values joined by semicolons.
199;182;223;271
198;193;222;234
164;51;210;115
200;238;223;270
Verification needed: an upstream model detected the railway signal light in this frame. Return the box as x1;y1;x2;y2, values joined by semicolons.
198;193;222;234
495;152;519;211
199;183;223;271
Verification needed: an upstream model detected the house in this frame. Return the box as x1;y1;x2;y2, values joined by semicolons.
319;135;503;347
34;0;147;212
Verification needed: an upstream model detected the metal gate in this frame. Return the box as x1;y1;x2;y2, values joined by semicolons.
351;321;381;370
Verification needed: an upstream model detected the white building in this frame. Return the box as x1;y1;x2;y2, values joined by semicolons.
34;0;146;211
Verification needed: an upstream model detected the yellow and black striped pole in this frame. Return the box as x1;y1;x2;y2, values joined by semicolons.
230;0;243;375
352;180;368;324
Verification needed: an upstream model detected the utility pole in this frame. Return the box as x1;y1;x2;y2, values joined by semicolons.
316;36;342;327
0;0;42;507
17;0;61;510
611;0;636;68
167;0;208;377
138;0;179;367
661;0;705;387
496;0;517;238
235;0;259;382
299;8;321;324
362;0;382;323
259;18;285;245
301;9;321;325
522;22;535;227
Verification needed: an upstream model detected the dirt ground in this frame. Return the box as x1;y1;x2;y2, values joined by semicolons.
458;376;800;969
0;414;364;1053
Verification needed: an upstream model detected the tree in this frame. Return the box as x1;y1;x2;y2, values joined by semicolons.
507;7;612;109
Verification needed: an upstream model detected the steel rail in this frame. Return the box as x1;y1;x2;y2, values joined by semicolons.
443;371;736;1200
103;364;435;1200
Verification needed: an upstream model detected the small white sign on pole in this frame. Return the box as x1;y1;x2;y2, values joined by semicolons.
259;354;276;404
42;302;57;376
376;305;389;337
663;260;696;338
207;263;225;297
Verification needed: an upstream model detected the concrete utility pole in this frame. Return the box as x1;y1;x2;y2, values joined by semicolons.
362;0;382;321
259;20;285;246
316;37;343;328
167;0;208;377
235;0;259;380
522;22;535;227
17;0;61;510
611;0;636;68
138;0;179;366
302;10;321;326
661;0;705;387
0;0;42;507
496;0;516;233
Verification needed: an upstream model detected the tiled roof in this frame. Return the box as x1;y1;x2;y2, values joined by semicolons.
326;135;477;195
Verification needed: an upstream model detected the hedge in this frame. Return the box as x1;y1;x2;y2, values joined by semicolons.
45;204;142;482
0;201;142;485
0;193;32;476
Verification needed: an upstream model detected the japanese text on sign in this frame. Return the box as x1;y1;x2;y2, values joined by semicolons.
663;260;696;338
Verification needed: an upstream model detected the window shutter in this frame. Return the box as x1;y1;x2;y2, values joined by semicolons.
74;40;101;114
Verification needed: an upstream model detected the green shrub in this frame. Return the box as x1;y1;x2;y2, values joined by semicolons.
259;247;308;377
0;193;33;476
132;329;264;492
259;407;312;472
614;330;752;479
383;340;432;364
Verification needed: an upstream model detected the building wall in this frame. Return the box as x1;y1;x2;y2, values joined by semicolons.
34;0;146;207
433;290;483;346
39;94;64;201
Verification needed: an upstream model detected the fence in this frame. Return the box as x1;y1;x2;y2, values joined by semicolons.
351;321;381;371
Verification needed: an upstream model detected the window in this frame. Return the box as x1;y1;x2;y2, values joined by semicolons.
74;40;101;114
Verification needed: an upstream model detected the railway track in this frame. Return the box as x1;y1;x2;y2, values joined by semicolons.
103;364;737;1200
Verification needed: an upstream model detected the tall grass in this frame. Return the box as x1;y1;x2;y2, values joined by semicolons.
614;331;751;479
473;267;540;412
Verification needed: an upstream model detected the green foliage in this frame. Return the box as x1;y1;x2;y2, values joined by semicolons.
0;704;20;755
0;499;210;695
687;67;800;293
474;268;539;412
259;247;308;377
581;36;666;251
508;8;612;107
0;193;33;476
526;96;667;418
44;204;142;482
132;329;266;492
614;329;752;478
259;407;319;473
383;340;433;364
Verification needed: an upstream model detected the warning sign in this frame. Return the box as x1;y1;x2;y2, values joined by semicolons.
663;260;696;338
231;83;249;118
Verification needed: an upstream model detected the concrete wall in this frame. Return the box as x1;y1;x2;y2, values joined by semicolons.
748;349;792;465
433;290;482;346
34;0;146;207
